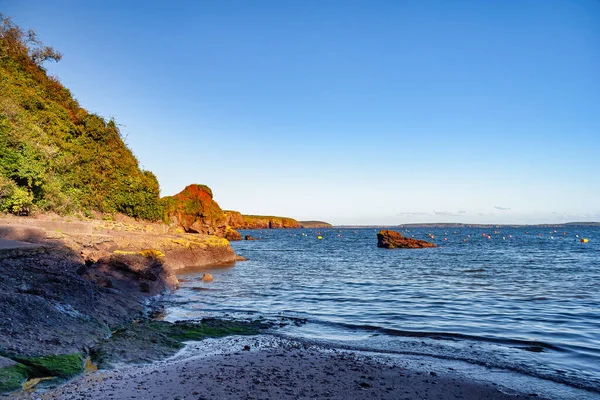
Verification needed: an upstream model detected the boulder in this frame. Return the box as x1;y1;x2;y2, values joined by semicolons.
377;230;436;249
224;226;242;241
245;235;258;241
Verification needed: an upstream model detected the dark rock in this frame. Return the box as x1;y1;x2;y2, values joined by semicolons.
376;230;436;249
245;235;258;241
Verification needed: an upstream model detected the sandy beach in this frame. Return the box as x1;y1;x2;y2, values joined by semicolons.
12;336;545;400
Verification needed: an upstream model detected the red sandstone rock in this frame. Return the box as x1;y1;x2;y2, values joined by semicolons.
224;226;242;241
224;211;301;229
163;184;228;236
377;230;436;249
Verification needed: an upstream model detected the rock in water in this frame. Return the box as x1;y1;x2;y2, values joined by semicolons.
377;230;436;249
224;226;242;241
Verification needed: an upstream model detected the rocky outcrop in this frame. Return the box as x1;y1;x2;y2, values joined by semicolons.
163;184;228;236
0;219;239;361
300;221;333;228
377;230;436;249
81;253;179;295
224;211;301;230
224;226;242;241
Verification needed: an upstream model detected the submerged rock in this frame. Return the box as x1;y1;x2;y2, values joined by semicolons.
377;230;436;249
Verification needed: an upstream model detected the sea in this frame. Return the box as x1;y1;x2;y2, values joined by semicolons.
163;226;600;399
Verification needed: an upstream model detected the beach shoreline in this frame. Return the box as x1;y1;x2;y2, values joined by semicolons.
11;335;560;400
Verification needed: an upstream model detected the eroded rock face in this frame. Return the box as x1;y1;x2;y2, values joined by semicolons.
83;254;179;296
377;230;436;249
164;185;228;236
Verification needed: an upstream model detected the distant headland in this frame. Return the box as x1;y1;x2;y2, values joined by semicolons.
334;222;600;229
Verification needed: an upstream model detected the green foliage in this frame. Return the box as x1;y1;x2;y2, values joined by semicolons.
0;15;163;220
0;175;33;215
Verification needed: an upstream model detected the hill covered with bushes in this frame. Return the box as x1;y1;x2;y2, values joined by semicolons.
0;15;162;220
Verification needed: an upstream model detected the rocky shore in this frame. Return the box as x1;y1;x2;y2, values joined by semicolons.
0;214;244;394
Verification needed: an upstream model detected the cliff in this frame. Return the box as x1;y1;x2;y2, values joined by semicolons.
224;211;301;229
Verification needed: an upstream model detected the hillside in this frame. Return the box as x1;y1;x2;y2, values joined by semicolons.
0;15;162;220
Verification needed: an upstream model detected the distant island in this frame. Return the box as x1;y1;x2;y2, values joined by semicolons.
335;222;600;228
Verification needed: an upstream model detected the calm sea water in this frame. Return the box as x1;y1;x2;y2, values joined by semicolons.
164;226;600;397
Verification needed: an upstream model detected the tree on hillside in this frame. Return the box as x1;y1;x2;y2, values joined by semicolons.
0;14;62;67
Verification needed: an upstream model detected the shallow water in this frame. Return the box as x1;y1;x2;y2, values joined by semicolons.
164;226;600;397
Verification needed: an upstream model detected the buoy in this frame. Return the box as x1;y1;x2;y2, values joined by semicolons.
317;236;323;240
581;238;589;243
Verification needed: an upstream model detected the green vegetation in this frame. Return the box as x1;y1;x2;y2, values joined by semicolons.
0;15;163;220
0;364;28;393
14;353;85;378
166;319;267;340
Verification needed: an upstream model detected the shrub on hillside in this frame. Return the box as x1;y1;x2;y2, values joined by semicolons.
0;14;163;220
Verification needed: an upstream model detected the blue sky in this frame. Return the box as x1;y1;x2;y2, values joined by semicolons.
4;0;599;224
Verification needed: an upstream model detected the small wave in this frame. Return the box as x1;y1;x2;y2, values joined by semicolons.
287;318;565;352
462;268;486;273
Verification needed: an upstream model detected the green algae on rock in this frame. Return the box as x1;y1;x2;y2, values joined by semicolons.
90;319;271;368
0;363;29;393
13;353;85;379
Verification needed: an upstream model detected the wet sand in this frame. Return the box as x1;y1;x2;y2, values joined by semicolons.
12;337;543;400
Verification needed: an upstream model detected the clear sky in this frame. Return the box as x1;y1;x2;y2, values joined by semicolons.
3;0;599;225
